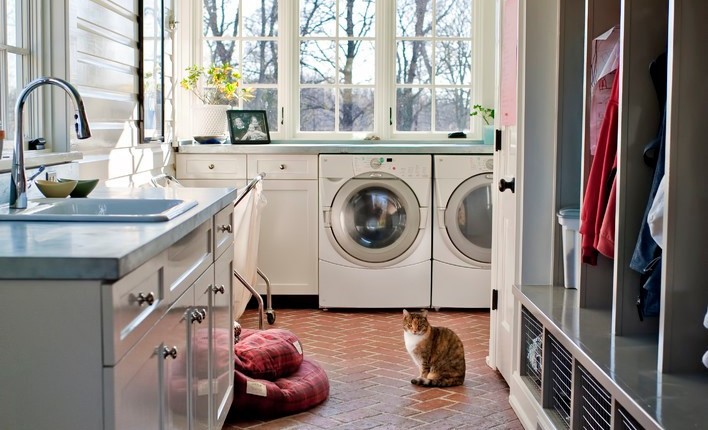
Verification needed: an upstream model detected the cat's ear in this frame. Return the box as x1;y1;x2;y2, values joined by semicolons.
403;309;409;316
421;309;428;317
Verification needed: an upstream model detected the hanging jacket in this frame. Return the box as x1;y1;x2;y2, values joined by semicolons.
580;73;619;265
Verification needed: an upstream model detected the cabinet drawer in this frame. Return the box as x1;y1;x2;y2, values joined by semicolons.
214;204;234;259
102;253;167;366
164;219;213;304
177;154;247;179
247;154;317;180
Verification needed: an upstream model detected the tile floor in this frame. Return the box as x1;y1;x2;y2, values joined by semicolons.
224;307;522;429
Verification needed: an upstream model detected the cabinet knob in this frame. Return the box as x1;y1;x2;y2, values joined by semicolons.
279;164;285;170
208;163;215;170
212;285;225;294
134;292;155;306
190;309;204;324
218;224;232;233
199;308;207;319
162;346;178;359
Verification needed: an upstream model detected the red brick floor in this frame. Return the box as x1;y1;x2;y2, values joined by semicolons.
224;308;522;429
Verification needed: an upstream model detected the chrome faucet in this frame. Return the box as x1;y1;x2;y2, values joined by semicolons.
10;77;91;208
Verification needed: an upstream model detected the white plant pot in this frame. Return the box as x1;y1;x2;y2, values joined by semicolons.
192;104;230;138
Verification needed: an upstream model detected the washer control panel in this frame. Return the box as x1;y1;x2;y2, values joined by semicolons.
353;155;431;178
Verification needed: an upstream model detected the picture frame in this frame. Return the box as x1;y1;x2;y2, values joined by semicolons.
226;109;271;144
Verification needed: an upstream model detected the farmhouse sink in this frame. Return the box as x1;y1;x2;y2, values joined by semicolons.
0;198;198;222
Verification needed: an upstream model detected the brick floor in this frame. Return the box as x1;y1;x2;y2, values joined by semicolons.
224;308;522;429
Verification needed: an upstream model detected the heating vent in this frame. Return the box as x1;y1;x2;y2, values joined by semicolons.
521;306;543;395
617;406;644;430
577;366;611;430
548;334;572;429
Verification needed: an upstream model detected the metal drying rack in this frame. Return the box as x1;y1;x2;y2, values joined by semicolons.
232;172;275;329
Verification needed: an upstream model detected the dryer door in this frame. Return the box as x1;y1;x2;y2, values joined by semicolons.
330;177;421;263
444;173;493;264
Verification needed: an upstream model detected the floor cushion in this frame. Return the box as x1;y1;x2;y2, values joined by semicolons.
231;358;329;417
234;328;304;380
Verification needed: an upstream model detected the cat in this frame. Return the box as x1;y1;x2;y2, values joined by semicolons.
403;309;466;387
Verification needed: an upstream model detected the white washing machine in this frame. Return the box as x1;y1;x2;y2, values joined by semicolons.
319;154;432;308
432;155;494;308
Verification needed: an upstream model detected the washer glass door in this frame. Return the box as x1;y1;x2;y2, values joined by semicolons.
331;178;421;263
444;173;493;264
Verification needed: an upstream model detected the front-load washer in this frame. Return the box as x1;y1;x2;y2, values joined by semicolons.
319;154;432;308
432;155;494;308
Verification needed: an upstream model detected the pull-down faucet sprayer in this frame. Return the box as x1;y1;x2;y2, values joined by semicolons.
10;77;91;208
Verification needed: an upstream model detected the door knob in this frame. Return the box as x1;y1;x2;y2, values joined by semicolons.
499;178;515;193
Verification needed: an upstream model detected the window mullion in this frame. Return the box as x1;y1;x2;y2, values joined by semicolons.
280;0;299;139
377;0;394;139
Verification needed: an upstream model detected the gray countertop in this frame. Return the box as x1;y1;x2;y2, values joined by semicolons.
175;139;495;155
0;186;237;281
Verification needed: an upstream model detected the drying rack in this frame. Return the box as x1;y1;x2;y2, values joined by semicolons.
232;172;275;329
150;172;275;329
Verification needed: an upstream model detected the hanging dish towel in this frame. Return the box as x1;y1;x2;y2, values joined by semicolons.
232;181;268;320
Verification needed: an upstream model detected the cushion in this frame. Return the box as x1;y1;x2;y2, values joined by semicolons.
231;358;329;417
234;328;304;380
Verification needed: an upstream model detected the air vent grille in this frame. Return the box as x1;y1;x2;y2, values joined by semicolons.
617;406;644;430
577;365;611;430
521;306;543;395
548;334;572;429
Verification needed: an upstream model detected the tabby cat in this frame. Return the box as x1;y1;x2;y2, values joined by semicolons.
403;309;466;387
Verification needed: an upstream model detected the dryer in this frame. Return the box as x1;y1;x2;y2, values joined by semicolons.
319;154;432;308
432;155;494;308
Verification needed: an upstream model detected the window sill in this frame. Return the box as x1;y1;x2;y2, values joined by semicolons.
0;150;83;174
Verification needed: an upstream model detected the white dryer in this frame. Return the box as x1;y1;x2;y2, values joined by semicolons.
432;155;494;308
319;154;432;308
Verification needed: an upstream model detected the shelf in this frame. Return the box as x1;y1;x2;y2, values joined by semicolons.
514;284;708;430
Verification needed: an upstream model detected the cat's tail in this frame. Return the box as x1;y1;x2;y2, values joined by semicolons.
411;377;464;387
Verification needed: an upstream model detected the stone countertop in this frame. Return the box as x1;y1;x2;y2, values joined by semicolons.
175;140;495;155
0;186;237;281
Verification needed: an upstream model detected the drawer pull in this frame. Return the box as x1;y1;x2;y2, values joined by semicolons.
189;309;204;324
218;224;232;233
133;292;155;306
212;285;225;295
198;308;207;319
208;163;215;169
162;346;178;360
279;164;286;170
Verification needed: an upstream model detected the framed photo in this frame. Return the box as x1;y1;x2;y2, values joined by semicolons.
227;110;271;144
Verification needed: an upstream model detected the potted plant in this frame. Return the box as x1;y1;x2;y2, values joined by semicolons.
180;64;254;141
470;104;495;145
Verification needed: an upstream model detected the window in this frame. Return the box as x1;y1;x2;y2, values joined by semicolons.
0;0;30;152
190;0;487;140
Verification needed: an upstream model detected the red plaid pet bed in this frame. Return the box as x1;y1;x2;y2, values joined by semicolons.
231;358;329;417
234;328;304;380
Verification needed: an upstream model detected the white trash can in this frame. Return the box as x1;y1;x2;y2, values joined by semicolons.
557;208;580;289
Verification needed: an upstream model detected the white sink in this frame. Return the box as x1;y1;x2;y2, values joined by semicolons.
0;198;198;222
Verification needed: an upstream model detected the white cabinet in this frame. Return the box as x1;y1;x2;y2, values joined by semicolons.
176;153;319;296
0;207;234;430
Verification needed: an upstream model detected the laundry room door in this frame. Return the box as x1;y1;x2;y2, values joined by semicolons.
488;0;519;384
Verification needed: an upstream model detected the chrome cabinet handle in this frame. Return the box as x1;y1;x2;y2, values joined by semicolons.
279;164;285;170
499;178;515;193
134;292;155;306
190;309;204;324
198;308;207;319
212;285;225;294
162;346;178;359
218;224;232;233
208;163;215;169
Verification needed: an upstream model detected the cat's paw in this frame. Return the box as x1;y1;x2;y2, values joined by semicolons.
411;378;422;385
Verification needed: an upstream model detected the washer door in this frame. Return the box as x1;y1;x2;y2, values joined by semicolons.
330;178;421;263
444;173;493;264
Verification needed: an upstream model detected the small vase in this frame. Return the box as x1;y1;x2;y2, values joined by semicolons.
482;124;495;145
192;104;230;139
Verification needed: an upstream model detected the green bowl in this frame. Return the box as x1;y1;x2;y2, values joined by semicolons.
35;179;77;198
59;178;99;198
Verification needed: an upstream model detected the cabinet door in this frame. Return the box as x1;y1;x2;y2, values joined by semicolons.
194;246;234;429
255;179;319;295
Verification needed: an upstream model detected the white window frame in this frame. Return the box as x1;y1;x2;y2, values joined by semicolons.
177;0;494;142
